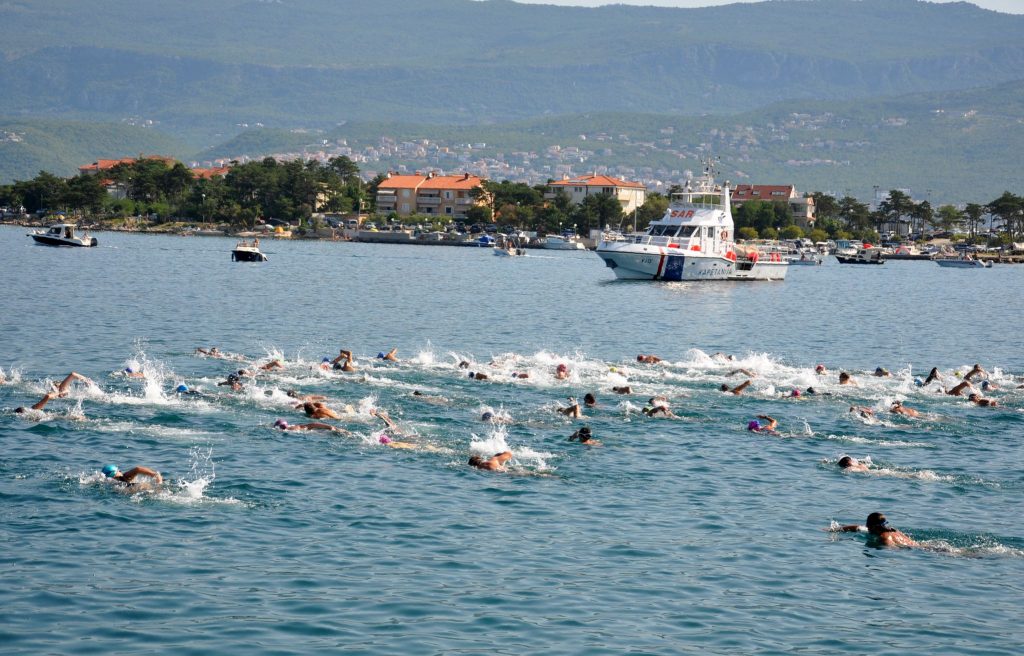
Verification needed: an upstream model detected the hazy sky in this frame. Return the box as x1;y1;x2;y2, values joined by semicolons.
511;1;1024;13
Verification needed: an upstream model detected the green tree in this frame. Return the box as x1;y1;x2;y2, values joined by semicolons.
780;225;804;240
62;174;106;214
987;192;1023;240
810;192;839;221
876;189;913;236
737;226;758;240
759;226;778;240
935;205;961;233
961;203;986;240
633;193;668;231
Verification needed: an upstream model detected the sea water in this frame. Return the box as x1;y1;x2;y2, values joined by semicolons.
2;226;1023;654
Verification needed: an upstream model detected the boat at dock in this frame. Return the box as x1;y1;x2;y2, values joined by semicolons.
544;235;586;250
935;254;991;268
231;239;268;262
29;223;97;247
836;246;884;264
595;160;786;281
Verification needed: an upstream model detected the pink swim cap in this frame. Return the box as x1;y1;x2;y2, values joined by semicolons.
557;363;567;371
791;389;801;397
379;434;391;444
274;419;288;429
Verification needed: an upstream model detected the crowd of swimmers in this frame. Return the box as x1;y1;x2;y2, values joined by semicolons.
6;349;1015;546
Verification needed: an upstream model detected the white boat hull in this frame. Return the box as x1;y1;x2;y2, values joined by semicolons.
596;244;733;281
936;258;991;268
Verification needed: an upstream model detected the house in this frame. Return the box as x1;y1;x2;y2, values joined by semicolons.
730;184;816;228
375;172;488;219
546;174;646;215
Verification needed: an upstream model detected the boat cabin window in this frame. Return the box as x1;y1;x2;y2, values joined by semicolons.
647;224;697;239
65;227;73;238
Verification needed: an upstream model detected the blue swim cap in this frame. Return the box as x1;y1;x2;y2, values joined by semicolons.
747;420;761;432
176;384;189;393
914;377;924;386
124;367;133;373
322;357;330;363
377;352;386;359
102;464;118;478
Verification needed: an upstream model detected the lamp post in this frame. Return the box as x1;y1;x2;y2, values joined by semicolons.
201;193;207;224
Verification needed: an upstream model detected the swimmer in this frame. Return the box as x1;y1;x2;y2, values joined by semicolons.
946;380;974;396
838;372;857;386
967;393;998;407
300;401;341;420
980;380;998;392
101;464;162;489
260;359;284;371
889;400;920;417
554;363;569;380
511;372;530;379
720;379;752;395
643;404;677;418
612;386;632;395
15;371;94;413
815;364;827;375
195;347;222;358
636;354;662;364
804;386;830;396
122;366;145;379
481;411;496;423
468;451;513;472
217;373;243;391
370;408;401;433
837;455;871;473
923;367;941;385
467;371;489;381
711;352;735;361
728;368;757;378
274;419;347;433
411;390;449;404
746;415;778;434
584;393;597;407
786;389;802;398
458;360;471;369
557;397;583;418
849;405;874;419
174;384;204;397
840;512;918;548
568;426;601;446
286;389;328;402
377;348;399;362
963;363;987;382
874;367;891;377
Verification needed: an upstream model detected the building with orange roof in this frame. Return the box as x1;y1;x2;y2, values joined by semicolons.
78;155;177;175
730;184;816;228
190;166;232;180
375;171;488;218
546;174;646;214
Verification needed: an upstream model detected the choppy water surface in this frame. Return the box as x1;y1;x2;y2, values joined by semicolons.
3;226;1023;654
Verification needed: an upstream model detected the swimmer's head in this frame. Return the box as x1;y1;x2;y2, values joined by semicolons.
837;456;855;469
815;364;826;373
379;434;391;444
176;384;189;393
968;393;980;401
790;389;801;397
377;352;386;359
481;411;494;422
636;355;644;362
747;420;761;432
610;366;617;373
981;380;991;390
274;419;288;430
577;426;592;442
914;377;924;386
468;371;475;379
15;407;26;413
124;367;134;374
720;384;730;392
468;455;484;468
874;367;889;376
322;357;330;363
866;512;889;534
839;372;850;382
584;393;596;405
227;373;240;383
806;387;817;395
102;464;119;478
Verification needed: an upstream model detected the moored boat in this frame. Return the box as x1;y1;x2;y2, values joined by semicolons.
544;235;587;250
935;254;991;268
29;223;97;247
836;246;884;264
231;239;268;262
595;159;786;282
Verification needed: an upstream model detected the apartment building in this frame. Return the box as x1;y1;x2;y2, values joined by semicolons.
546;174;646;214
730;184;816;228
375;172;487;218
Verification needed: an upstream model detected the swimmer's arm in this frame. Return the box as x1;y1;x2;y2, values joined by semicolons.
839;524;865;533
31;391;56;410
121;467;162;484
492;451;513;466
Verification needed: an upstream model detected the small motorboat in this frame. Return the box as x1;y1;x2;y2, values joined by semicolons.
935;254;991;268
231;239;268;262
29;224;97;247
787;250;823;265
836;246;884;264
492;235;527;257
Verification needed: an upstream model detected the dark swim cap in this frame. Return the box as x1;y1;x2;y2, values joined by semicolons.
482;412;494;421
